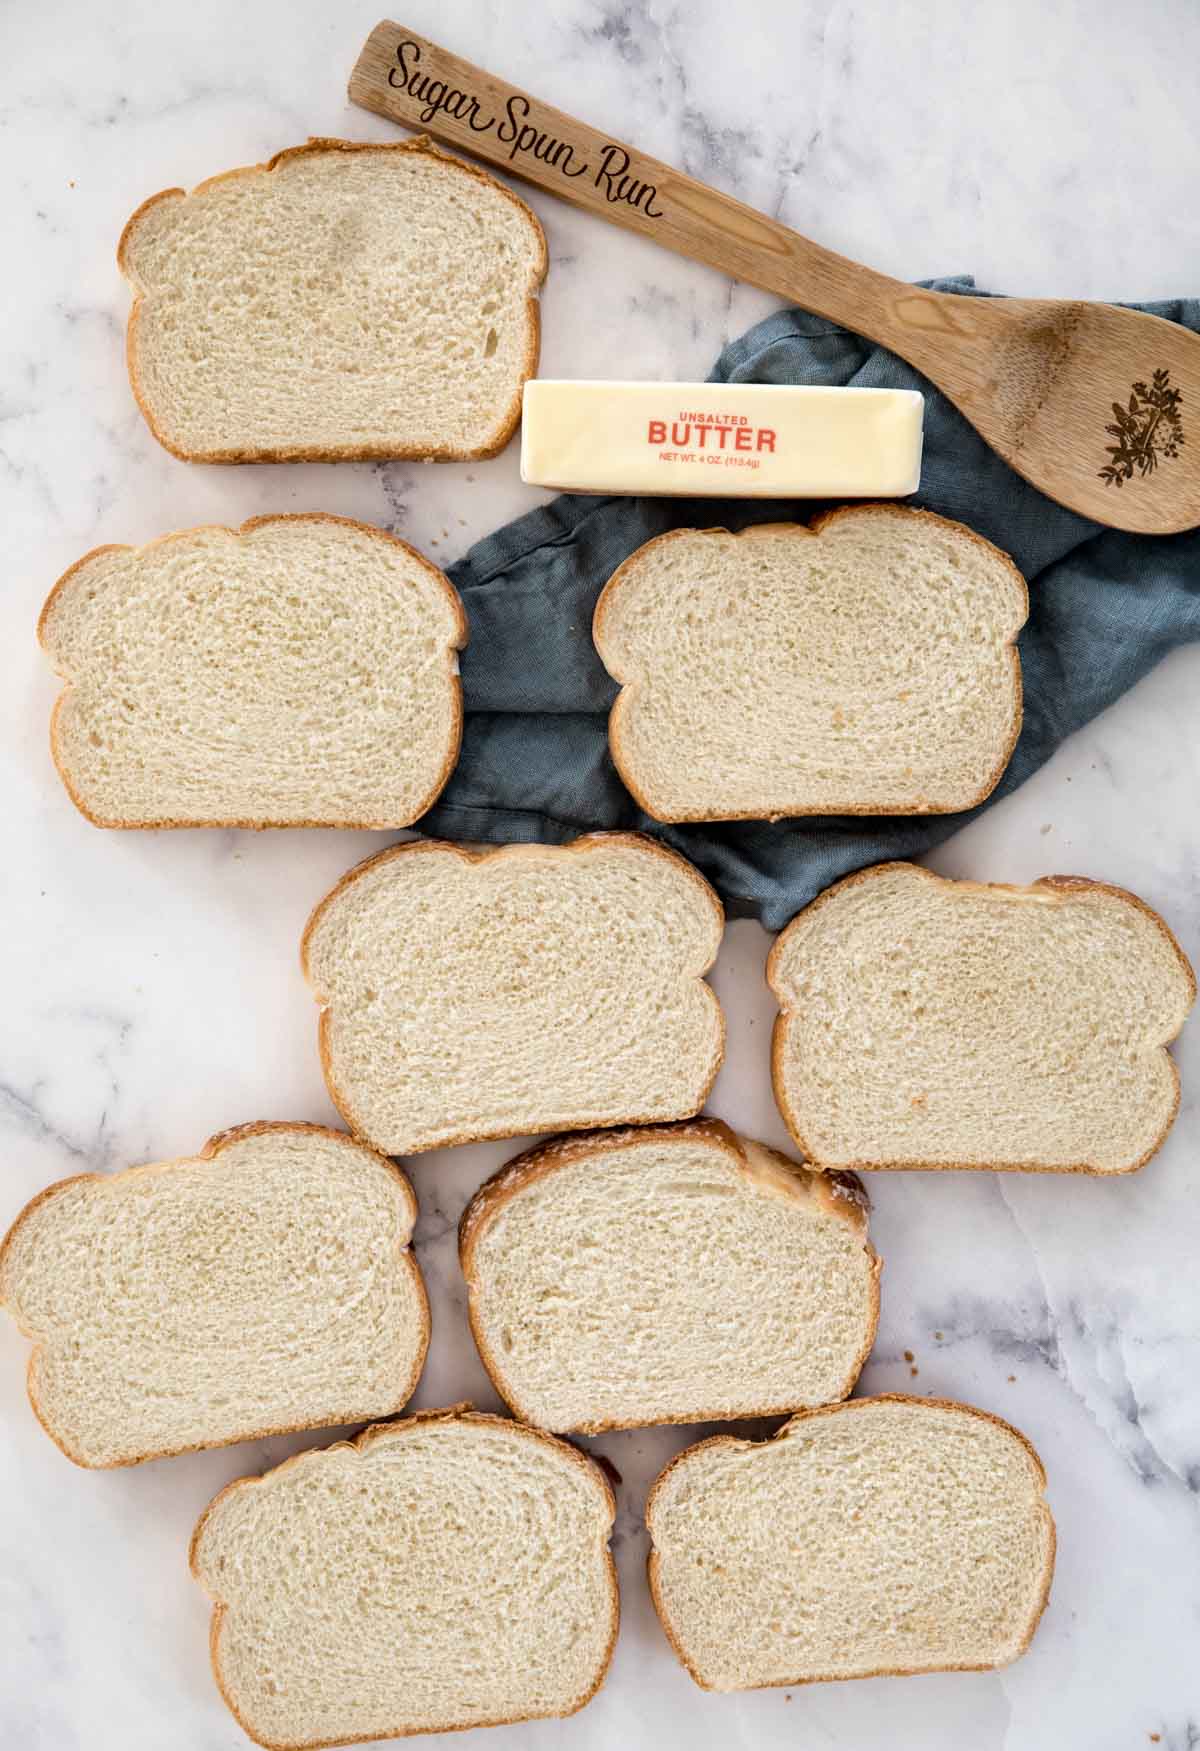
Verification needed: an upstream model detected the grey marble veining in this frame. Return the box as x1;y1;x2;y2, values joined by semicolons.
2;1;1200;1747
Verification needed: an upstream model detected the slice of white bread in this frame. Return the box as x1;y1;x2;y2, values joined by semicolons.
191;1409;618;1749
592;507;1028;821
38;514;466;829
0;1123;428;1467
460;1120;880;1432
119;137;547;463
301;834;725;1155
769;862;1195;1173
646;1394;1055;1691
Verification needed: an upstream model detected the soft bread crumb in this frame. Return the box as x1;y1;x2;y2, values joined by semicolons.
769;862;1195;1173
647;1394;1055;1690
461;1120;879;1431
594;507;1028;821
191;1411;617;1747
120;138;546;462
0;1124;428;1467
38;515;466;829
302;835;726;1155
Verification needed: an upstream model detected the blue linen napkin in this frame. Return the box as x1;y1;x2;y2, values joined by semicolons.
427;278;1200;930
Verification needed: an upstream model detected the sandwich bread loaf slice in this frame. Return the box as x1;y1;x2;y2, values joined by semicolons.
38;514;466;829
0;1123;428;1467
769;862;1195;1173
647;1394;1055;1691
119;137;546;463
593;506;1028;821
302;834;725;1155
190;1409;618;1749
460;1119;880;1431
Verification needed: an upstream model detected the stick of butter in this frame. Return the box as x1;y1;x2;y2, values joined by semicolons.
520;381;923;498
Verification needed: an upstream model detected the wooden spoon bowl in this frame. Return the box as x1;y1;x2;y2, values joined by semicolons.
889;290;1199;533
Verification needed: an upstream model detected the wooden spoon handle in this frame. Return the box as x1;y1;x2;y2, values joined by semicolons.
349;21;933;351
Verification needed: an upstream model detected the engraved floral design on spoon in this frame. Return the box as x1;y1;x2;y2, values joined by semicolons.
1100;367;1185;487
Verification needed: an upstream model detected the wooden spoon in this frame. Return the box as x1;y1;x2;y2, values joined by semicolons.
351;22;1200;534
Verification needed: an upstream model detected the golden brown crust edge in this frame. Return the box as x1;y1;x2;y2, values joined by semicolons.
767;861;1195;1174
37;512;468;831
189;1408;619;1751
0;1122;429;1470
594;507;1028;823
119;136;547;466
644;1392;1056;1693
300;833;727;1157
458;1120;880;1433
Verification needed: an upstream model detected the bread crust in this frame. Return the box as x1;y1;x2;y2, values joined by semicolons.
0;1122;430;1468
300;832;727;1155
119;136;547;465
767;861;1196;1173
645;1391;1056;1691
37;512;468;831
189;1406;619;1750
459;1119;880;1431
594;505;1028;822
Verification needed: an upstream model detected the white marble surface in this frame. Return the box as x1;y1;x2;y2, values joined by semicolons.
3;1;1200;1747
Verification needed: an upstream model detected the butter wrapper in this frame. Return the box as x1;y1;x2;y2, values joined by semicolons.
520;380;924;498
